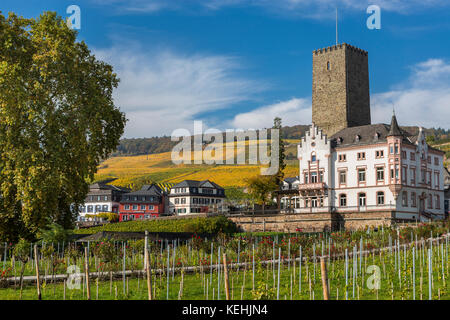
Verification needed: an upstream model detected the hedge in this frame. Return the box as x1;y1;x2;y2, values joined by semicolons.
73;216;238;234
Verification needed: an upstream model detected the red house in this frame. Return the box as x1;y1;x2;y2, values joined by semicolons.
119;184;165;221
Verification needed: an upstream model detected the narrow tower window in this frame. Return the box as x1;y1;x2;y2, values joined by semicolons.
327;61;330;70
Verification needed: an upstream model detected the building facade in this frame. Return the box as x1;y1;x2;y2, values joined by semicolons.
119;184;165;221
168;180;226;215
294;116;446;221
78;182;130;221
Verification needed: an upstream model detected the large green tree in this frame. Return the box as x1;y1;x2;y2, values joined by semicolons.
0;12;126;242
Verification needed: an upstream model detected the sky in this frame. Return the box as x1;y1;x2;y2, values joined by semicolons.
1;0;450;138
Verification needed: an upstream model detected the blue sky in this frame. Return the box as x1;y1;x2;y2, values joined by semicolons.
1;0;450;137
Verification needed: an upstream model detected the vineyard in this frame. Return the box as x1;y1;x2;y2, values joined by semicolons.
0;221;449;300
94;139;300;190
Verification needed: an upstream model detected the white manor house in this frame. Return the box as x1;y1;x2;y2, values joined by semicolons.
282;116;446;221
279;43;446;222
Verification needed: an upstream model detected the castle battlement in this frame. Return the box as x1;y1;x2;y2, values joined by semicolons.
313;43;368;56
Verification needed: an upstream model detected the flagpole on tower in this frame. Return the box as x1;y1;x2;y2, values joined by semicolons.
336;8;338;45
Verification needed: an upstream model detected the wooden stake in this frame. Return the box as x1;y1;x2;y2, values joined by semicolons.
146;246;153;300
320;257;330;300
34;245;41;300
223;253;230;300
85;247;91;300
144;230;148;270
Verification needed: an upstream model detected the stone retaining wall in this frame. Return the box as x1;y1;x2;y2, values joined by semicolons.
229;211;394;233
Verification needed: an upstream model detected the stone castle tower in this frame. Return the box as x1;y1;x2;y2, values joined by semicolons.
312;43;371;136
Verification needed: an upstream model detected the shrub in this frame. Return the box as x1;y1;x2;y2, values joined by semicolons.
38;223;72;244
85;212;119;222
73;216;238;234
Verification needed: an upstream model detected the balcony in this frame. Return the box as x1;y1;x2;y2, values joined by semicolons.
293;204;396;214
298;182;326;191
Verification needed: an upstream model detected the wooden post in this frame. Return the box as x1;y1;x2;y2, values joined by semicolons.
320;257;329;300
146;246;153;300
144;230;148;270
34;245;41;300
223;253;230;300
85;247;91;300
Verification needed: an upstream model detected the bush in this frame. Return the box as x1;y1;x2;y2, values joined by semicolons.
38;223;72;244
73;215;238;234
85;212;119;222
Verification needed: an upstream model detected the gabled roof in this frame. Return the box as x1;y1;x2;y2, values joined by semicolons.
89;182;130;193
330;123;414;148
125;184;163;196
172;180;224;190
284;177;300;184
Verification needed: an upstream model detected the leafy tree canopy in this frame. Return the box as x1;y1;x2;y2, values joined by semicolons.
0;12;126;242
245;174;278;214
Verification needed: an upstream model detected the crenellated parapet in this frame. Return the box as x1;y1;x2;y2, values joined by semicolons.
313;43;368;56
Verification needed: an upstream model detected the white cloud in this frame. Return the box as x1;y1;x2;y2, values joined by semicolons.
371;58;450;129
230;98;311;129
94;43;261;138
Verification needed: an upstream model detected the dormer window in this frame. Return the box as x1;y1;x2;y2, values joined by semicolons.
355;135;361;142
374;132;380;140
337;137;343;144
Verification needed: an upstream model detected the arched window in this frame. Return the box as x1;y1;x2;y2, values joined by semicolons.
339;194;347;207
377;192;385;205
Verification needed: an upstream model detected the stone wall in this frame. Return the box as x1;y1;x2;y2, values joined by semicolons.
229;211;394;233
345;45;371;128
